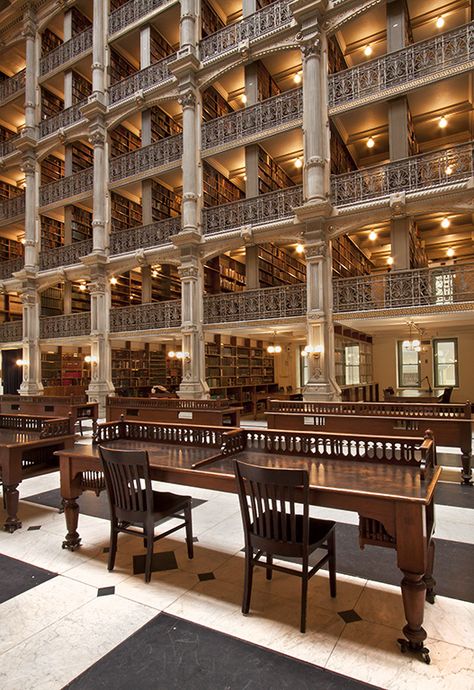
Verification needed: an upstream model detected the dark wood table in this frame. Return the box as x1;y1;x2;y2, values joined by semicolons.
106;395;242;427
0;395;98;434
56;421;439;663
386;390;443;403
0;414;76;532
266;400;473;484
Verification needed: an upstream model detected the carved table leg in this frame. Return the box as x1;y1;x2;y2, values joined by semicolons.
62;497;81;550
3;484;22;532
461;453;472;486
398;571;431;664
424;540;436;604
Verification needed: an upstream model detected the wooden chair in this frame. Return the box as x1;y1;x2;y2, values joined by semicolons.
98;446;194;583
235;461;336;633
441;387;453;403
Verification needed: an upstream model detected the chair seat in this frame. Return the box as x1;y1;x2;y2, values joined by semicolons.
251;512;335;549
150;490;192;517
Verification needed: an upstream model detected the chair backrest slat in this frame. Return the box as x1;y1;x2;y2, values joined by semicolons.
99;445;152;517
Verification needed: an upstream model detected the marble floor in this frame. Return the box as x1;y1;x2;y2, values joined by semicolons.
0;429;473;690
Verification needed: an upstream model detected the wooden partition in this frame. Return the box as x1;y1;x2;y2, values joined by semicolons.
266;400;472;484
0;395;98;431
106;395;242;427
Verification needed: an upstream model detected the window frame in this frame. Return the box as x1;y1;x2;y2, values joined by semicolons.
397;341;421;388
433;338;459;389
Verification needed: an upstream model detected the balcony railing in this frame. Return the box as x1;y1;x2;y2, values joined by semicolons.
109;134;182;182
109;0;171;35
0;256;23;280
203;185;303;235
40;312;91;339
331;142;474;207
39;238;93;271
0;69;25;102
0;193;25;221
110;217;180;255
0;320;22;342
110;299;181;332
0;135;19;157
203;284;306;324
333;263;474;313
200;0;292;62
39;100;87;139
39;28;93;76
109;53;176;105
329;22;474;110
202;88;302;152
39;167;94;207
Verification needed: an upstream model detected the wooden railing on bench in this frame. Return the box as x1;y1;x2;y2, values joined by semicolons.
0;414;73;437
267;400;472;419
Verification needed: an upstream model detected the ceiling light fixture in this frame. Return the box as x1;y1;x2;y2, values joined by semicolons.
267;331;282;355
367;136;375;149
368;230;377;241
295;243;305;254
110;277;117;285
436;16;445;29
293;71;302;84
441;217;450;229
438;115;448;129
446;247;455;258
240;94;247;104
301;344;324;358
294;157;303;169
387;256;394;266
363;45;373;57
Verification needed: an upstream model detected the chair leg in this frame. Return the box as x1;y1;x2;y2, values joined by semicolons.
108;523;118;572
242;547;254;614
301;554;309;633
184;503;194;559
144;523;154;583
266;553;273;580
328;530;337;598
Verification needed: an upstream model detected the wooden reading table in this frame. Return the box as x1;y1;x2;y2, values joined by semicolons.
0;395;98;435
0;414;76;532
265;400;473;485
56;420;439;663
106;396;242;427
386;390;443;403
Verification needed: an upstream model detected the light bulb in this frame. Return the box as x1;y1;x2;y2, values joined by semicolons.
267;345;275;354
110;277;117;285
363;45;373;57
78;283;86;291
295;243;304;254
367;137;375;149
293;72;302;84
241;94;247;104
445;164;453;175
168;350;176;358
387;256;394;266
441;217;450;229
438;115;448;129
447;247;455;258
274;345;282;354
368;230;377;241
294;157;303;169
412;339;421;348
16;359;26;366
436;16;445;29
402;340;410;349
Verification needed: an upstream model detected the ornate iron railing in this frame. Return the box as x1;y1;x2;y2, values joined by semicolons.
39;167;94;207
40;312;91;339
109;134;182;182
39;100;87;139
39;239;93;271
333;263;474;313
200;0;292;62
329;22;474;110
0;135;19;157
39;28;93;76
0;320;22;342
203;284;306;324
203;185;303;235
331;141;474;206
110;217;180;255
0;69;25;102
108;53;176;105
110;299;181;332
202;88;302;151
0;193;25;221
0;256;23;279
109;0;171;34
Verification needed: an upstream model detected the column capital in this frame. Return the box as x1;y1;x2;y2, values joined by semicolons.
22;7;36;39
178;90;196;109
297;34;322;58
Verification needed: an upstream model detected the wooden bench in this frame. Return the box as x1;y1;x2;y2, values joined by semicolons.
106;395;242;427
266;399;472;485
0;395;98;435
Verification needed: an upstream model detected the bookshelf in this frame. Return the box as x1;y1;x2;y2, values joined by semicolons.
0;180;23;200
41;215;64;249
151;180;181;219
328;35;347;74
257;60;280;101
150;106;182;141
71;7;92;35
151;264;181;301
41;155;65;184
111;343;180;395
72;71;92;104
110;270;142;308
71;206;92;241
332;235;373;277
41;348;91;387
202;87;234;122
203;161;244;207
111;191;143;232
71;283;90;312
41;285;63;316
0;124;17;143
150;26;174;63
1;292;22;322
334;325;373;387
407;107;419;157
258;244;306;287
330;123;357;175
202;0;225;38
409;220;428;269
72;141;94;172
109;48;137;86
258;147;294;194
110;124;141;157
42;28;62;55
205;254;246;293
0;236;23;260
41;87;64;120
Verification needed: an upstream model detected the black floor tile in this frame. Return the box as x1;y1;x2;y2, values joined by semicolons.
133;550;178;575
198;571;215;582
64;612;379;690
97;586;115;597
338;609;362;624
0;553;56;604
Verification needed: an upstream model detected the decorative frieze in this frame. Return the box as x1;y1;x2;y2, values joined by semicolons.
110;299;182;332
39;167;94;207
0;69;25;102
109;134;182;182
109;0;170;35
39;100;87;139
39;28;93;77
203;284;306;324
109;217;180;254
39;312;91;339
108;53;177;105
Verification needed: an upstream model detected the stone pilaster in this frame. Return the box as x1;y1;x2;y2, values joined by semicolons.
86;265;114;415
91;0;106;98
179;88;201;234
23;8;37;136
180;0;198;51
19;283;43;395
302;226;340;401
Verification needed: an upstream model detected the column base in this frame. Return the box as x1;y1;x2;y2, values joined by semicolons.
19;382;44;395
177;382;210;400
302;381;341;402
86;381;115;418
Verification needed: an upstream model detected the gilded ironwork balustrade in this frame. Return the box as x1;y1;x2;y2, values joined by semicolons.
200;0;292;62
108;53;176;105
203;284;306;324
39;312;91;339
109;217;180;254
203;185;303;235
109;134;182;182
39;168;94;207
110;299;181;332
331;141;473;206
109;0;170;35
333;263;474;313
0;69;25;102
39;100;87;139
329;22;474;110
202;88;302;151
39;28;93;76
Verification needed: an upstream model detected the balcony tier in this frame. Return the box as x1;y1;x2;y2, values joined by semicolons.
109;0;174;36
108;53;176;106
39;100;87;140
110;299;181;333
39;28;93;77
39;168;94;208
0;69;25;104
39;312;91;339
109;134;182;184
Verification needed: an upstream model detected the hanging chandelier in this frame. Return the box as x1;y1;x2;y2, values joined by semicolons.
402;322;422;352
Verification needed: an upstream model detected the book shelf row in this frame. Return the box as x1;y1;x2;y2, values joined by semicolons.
112;344;182;395
41;349;90;388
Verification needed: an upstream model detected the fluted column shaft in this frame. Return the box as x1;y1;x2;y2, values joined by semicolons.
19;284;43;394
86;268;114;415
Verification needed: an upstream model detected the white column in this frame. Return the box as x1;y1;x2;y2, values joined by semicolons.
19;284;43;394
91;0;106;97
23;9;36;135
86;269;114;415
180;0;197;50
180;89;200;233
90;125;107;252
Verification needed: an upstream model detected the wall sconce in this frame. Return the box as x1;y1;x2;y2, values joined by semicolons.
78;283;87;291
16;359;27;366
168;347;190;361
110;277;118;285
84;355;98;365
441;217;450;229
387;256;394;266
301;345;323;357
240;94;247;104
295;243;305;254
